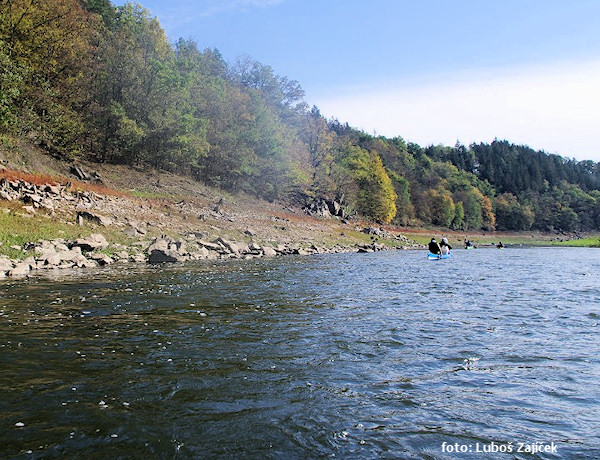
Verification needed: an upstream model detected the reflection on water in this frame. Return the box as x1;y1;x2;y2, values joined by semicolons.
1;248;599;458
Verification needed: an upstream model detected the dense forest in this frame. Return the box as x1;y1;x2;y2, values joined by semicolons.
2;0;600;231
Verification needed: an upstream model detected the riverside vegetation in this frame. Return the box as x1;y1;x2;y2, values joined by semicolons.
1;148;597;279
1;0;600;273
0;152;423;278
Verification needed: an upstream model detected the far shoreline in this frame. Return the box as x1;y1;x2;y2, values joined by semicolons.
1;157;598;281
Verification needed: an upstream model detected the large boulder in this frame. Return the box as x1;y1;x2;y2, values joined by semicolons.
9;262;31;277
147;237;169;254
72;233;109;252
148;249;186;263
43;252;63;267
147;236;187;263
215;237;242;255
59;248;96;268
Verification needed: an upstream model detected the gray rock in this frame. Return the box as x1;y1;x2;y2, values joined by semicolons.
48;247;92;268
125;223;147;237
189;247;210;260
53;241;70;252
147;237;170;254
9;262;31;277
303;197;346;218
44;184;61;195
23;194;42;205
73;233;109;252
130;253;147;263
113;251;130;260
248;242;261;252
0;190;13;201
215;237;243;255
71;164;90;181
168;240;186;254
74;255;97;268
148;249;186;263
197;239;223;252
88;252;114;266
43;252;63;266
292;248;311;256
0;257;14;272
262;246;277;258
76;211;112;227
39;198;55;211
35;246;56;260
358;247;374;253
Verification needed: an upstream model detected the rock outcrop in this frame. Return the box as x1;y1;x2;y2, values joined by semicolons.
303;197;349;219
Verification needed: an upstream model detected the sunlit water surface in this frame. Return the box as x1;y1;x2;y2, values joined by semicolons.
1;247;599;459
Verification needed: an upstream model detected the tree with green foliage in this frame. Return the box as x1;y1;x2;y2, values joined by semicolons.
2;0;600;231
0;0;98;156
336;144;397;223
388;172;415;226
81;0;116;27
452;201;465;229
301;106;336;194
494;193;534;230
0;39;24;129
422;188;456;227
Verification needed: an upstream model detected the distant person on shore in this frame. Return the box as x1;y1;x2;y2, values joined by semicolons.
440;237;452;255
428;238;441;255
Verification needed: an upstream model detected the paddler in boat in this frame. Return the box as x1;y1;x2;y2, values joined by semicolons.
428;238;441;255
496;241;505;249
440;237;452;255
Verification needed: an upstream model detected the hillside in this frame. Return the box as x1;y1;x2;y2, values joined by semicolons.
0;143;427;277
2;0;600;237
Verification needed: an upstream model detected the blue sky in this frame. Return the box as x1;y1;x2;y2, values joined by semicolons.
113;0;600;161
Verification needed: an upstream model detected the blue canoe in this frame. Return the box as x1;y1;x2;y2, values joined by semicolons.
428;252;451;260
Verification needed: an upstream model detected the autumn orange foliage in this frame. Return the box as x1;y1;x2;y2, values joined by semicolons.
0;167;127;198
0;168;60;186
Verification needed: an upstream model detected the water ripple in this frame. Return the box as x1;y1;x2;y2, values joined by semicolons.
1;248;599;458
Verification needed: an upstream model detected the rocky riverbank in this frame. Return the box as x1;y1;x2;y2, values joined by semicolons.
0;167;420;279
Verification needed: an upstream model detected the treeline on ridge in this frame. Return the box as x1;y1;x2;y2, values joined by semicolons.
1;0;600;232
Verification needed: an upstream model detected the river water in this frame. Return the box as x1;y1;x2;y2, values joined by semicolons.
1;247;599;459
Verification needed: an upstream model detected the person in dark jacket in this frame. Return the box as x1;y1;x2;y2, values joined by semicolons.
428;238;441;255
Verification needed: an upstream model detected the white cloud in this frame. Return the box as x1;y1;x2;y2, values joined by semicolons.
316;60;600;162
